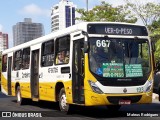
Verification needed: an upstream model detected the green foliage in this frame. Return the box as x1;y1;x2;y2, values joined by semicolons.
149;19;160;35
124;0;160;26
154;40;160;63
76;0;160;64
149;18;160;63
124;0;160;63
76;1;137;23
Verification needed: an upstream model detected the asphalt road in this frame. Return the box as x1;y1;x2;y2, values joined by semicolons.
0;92;160;120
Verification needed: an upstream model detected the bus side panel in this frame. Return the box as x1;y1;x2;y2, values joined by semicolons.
38;80;72;102
11;81;31;98
39;80;72;103
39;67;56;101
11;82;16;96
20;82;31;98
64;80;73;104
12;70;31;98
20;69;32;99
39;64;73;102
11;71;18;96
1;73;8;95
39;82;55;101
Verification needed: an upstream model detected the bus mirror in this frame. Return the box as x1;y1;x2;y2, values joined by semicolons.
82;31;88;37
82;31;89;53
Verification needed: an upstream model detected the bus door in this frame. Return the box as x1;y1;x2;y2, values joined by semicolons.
7;57;12;95
30;49;39;100
72;40;85;104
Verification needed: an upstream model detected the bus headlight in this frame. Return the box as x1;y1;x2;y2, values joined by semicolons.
145;80;153;92
88;80;103;94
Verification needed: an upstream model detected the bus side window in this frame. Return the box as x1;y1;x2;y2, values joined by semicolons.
14;50;22;70
22;47;30;69
2;54;7;72
55;35;70;65
41;40;54;67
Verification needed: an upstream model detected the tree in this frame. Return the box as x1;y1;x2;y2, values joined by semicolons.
124;0;160;63
149;18;160;36
124;0;160;26
149;18;160;63
76;1;137;23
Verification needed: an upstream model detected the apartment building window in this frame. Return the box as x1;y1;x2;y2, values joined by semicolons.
65;6;71;28
72;7;75;25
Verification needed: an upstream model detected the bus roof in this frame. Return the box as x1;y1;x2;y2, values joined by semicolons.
2;22;146;54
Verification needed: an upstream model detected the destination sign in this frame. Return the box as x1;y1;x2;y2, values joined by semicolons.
125;64;143;77
103;63;124;78
87;24;148;36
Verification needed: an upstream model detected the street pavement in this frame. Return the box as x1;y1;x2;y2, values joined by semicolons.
0;92;160;120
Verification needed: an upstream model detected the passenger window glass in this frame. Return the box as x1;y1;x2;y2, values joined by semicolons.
14;50;22;70
55;35;70;65
41;40;54;67
22;47;30;69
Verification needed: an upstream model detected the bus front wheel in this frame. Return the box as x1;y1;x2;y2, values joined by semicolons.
16;86;25;105
59;88;69;112
157;83;160;101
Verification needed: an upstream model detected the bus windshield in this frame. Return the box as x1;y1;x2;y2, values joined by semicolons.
89;37;150;78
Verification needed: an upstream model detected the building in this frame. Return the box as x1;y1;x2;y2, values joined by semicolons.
13;18;44;46
0;32;8;51
51;0;76;32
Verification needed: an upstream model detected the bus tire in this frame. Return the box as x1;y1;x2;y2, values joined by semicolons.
16;86;25;105
107;105;121;111
59;88;70;112
158;87;160;101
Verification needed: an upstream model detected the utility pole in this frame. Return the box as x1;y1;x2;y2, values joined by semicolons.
86;0;88;11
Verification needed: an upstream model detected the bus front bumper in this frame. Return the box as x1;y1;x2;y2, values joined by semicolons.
84;90;152;106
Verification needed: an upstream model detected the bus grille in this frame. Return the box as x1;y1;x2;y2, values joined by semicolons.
107;95;142;104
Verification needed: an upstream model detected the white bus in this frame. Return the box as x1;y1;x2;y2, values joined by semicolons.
1;22;155;112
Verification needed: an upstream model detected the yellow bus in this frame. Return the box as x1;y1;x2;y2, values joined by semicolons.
1;22;155;112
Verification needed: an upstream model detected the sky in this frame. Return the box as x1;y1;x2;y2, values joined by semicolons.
0;0;159;48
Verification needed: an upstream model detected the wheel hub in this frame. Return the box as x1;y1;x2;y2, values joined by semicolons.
61;94;67;109
17;91;21;102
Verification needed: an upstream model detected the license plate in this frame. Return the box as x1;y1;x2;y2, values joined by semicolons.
119;100;131;105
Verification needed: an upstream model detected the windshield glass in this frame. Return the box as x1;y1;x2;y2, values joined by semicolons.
89;37;150;78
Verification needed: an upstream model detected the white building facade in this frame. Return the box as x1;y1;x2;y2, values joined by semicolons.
51;0;76;32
